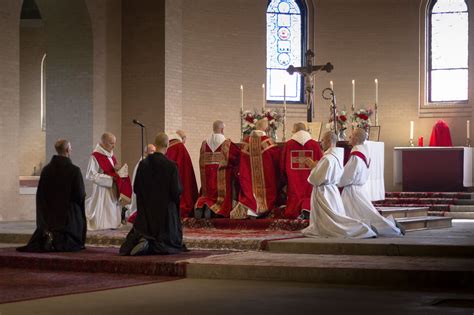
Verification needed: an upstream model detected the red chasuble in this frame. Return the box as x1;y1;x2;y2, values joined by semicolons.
195;139;240;217
166;139;198;218
231;133;280;218
92;152;132;205
280;138;323;218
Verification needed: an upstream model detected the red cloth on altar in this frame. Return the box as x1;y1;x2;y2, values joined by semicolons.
195;139;240;217
92;152;132;205
231;133;281;217
429;120;453;147
280;138;323;219
166;139;198;217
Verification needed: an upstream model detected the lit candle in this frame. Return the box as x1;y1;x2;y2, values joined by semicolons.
262;83;266;111
352;80;355;111
468;120;471;139
375;78;378;105
330;80;334;91
283;84;287;112
410;121;414;140
240;84;244;112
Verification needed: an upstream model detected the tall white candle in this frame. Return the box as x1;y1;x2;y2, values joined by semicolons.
330;80;334;91
375;78;378;105
262;83;266;111
240;85;244;112
410;121;414;140
352;80;355;111
468;120;471;139
283;84;287;112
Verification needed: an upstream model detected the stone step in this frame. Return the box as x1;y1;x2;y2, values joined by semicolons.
446;212;474;219
377;207;428;219
449;205;474;212
385;192;474;199
184;251;474;288
454;199;474;205
373;204;451;213
376;198;455;205
395;216;452;231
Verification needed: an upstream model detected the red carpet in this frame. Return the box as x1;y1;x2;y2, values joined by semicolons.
0;247;226;276
0;267;178;304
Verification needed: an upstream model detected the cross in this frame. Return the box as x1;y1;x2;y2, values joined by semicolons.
286;50;333;122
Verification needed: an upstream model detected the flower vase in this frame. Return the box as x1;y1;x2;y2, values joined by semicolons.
338;129;346;141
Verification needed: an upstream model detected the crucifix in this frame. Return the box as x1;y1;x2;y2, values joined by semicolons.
286;50;333;122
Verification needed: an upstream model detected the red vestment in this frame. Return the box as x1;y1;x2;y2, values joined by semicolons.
195;139;240;217
166;139;198;218
429;120;453;147
230;133;280;218
92;151;132;205
280;138;323;218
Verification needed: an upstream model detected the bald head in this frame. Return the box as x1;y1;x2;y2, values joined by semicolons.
350;128;367;146
155;133;169;153
255;118;269;132
144;144;156;156
176;130;186;144
213;120;225;134
321;131;337;151
292;122;307;133
100;132;116;152
55;139;71;156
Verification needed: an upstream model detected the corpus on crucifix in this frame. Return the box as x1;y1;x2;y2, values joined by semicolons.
286;50;333;122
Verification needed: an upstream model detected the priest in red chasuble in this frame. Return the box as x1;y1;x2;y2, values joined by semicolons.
166;130;198;218
230;119;281;219
281;122;323;219
195;120;240;218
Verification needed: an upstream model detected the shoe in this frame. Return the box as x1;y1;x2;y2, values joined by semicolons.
204;208;212;219
194;208;204;219
130;238;149;256
298;210;310;220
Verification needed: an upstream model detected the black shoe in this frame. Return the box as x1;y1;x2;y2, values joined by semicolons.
194;208;204;219
298;210;310;220
130;238;149;256
121;207;127;222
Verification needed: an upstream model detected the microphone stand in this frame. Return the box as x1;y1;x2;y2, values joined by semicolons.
133;120;146;159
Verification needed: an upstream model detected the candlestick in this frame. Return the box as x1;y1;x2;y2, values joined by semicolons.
375;78;378;105
283;84;287;141
352;80;355;112
467;120;470;139
240;84;244;112
330;80;334;91
409;121;414;146
262;83;266;111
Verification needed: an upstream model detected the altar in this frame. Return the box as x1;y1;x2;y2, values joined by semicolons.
393;147;473;192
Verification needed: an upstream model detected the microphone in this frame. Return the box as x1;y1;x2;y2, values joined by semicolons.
133;119;145;128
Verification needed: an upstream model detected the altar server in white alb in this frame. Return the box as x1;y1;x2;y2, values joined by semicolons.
339;128;402;236
85;132;132;230
302;132;376;239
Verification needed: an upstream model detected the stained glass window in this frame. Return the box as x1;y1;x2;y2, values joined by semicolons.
266;0;306;102
429;0;468;102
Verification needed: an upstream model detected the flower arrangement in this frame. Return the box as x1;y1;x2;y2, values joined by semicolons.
327;110;348;131
351;108;373;131
242;108;283;139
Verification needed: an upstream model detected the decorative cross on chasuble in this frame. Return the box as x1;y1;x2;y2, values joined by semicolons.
286;49;333;123
290;150;313;170
202;152;224;165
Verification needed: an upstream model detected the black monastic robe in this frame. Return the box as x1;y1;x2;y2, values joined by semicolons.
120;152;187;255
17;155;86;252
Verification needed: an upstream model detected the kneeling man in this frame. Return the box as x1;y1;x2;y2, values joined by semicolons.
18;139;86;252
302;132;376;238
339;128;402;236
120;133;187;255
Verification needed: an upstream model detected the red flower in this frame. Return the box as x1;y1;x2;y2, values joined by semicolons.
245;114;254;123
340;115;347;122
359;114;368;120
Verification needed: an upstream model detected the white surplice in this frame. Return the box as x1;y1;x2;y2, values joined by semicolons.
207;133;226;152
302;147;376;239
339;144;401;236
85;144;121;230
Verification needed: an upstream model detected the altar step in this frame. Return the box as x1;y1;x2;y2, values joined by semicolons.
395;216;452;231
385;192;474;199
377;206;428;218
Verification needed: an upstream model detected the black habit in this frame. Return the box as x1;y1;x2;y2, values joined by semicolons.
17;155;86;252
120;152;187;255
